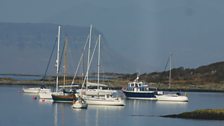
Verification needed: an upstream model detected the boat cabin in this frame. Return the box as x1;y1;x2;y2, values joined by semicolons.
127;81;152;92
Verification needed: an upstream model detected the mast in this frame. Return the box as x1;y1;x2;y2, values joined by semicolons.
168;54;172;89
56;25;61;92
97;34;101;90
63;37;68;86
86;24;92;88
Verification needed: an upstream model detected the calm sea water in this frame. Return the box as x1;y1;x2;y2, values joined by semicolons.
0;85;224;126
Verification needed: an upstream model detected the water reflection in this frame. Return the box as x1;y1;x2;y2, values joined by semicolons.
88;105;125;126
71;104;88;126
88;105;124;111
52;103;69;126
22;92;38;96
156;101;188;106
127;99;157;114
54;104;58;126
2;86;224;126
155;101;188;115
39;99;53;104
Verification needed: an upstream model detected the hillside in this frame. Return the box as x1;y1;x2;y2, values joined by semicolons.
121;61;224;85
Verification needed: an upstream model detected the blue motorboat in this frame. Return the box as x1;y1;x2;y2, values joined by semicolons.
122;77;157;100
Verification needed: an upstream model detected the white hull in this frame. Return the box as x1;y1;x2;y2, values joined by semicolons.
77;89;116;96
156;94;188;102
72;102;88;109
39;89;52;99
23;88;40;94
127;97;157;100
85;96;125;106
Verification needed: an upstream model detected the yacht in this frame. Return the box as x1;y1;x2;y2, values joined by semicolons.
83;94;125;106
156;92;188;102
23;87;40;94
155;54;188;102
122;77;157;100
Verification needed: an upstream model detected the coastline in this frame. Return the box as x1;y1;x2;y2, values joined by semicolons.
1;79;224;92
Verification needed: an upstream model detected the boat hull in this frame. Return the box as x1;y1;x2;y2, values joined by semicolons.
52;93;76;103
77;89;115;96
86;97;125;106
23;88;40;94
156;94;188;102
122;90;157;100
39;89;52;99
72;102;88;109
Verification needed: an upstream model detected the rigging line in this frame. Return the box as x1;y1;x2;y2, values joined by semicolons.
71;34;90;85
157;55;170;87
82;36;99;88
41;38;57;84
164;56;170;72
58;38;66;73
164;53;173;72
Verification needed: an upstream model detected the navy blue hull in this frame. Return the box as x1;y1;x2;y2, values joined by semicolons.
52;94;76;103
122;90;157;100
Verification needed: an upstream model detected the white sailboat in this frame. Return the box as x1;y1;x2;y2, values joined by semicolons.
84;94;125;106
156;93;188;102
82;34;125;106
23;87;41;94
51;27;77;103
77;25;115;96
72;94;88;109
39;88;52;99
156;54;188;102
39;25;62;100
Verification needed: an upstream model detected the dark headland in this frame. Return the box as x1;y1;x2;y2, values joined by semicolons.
162;109;224;120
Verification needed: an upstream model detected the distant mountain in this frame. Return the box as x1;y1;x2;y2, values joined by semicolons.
121;61;224;84
0;22;101;49
0;22;128;74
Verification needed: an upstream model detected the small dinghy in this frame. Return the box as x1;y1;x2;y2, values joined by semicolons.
72;95;88;109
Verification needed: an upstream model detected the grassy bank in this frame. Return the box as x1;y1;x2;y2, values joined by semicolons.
153;83;224;92
162;109;224;120
1;77;224;92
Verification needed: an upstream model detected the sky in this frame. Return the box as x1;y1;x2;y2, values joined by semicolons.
1;0;224;74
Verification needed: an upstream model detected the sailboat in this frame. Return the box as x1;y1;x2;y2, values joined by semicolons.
84;94;125;106
156;54;188;102
24;28;59;96
51;26;77;103
82;34;125;106
72;94;88;109
39;88;52;99
39;26;63;100
76;25;116;97
23;87;41;94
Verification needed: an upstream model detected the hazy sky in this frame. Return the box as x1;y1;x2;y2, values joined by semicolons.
1;0;224;74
